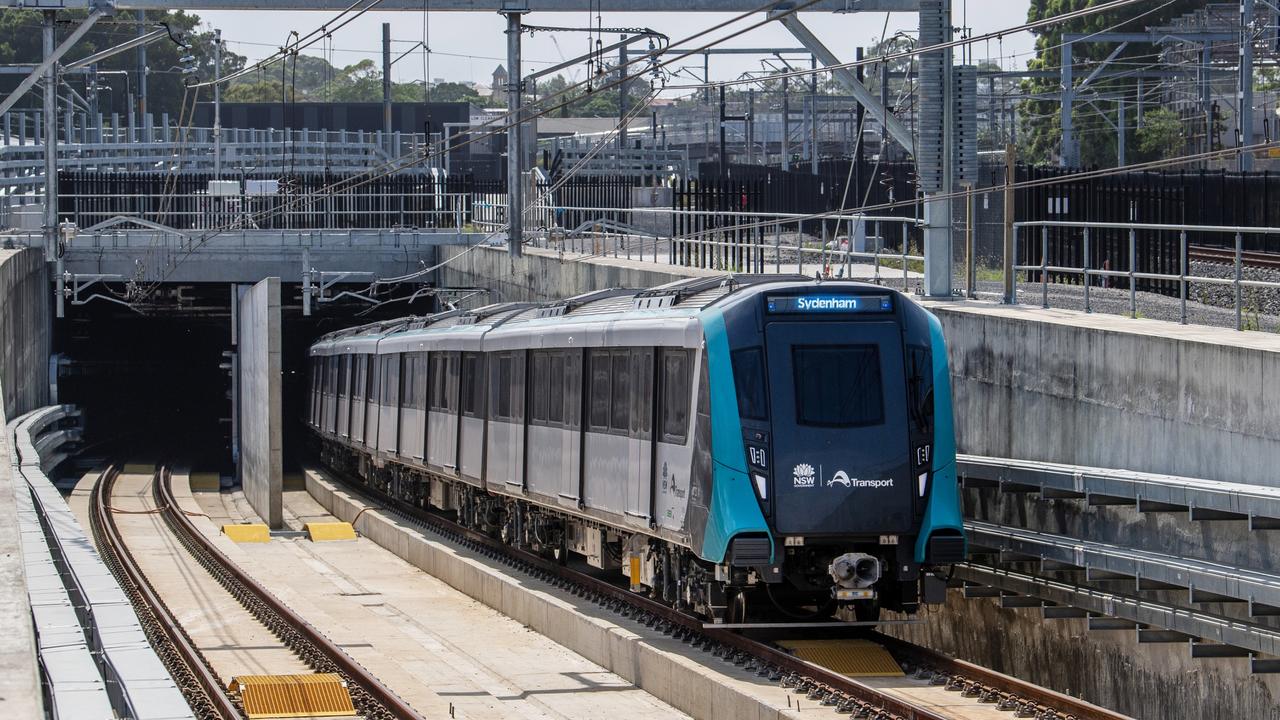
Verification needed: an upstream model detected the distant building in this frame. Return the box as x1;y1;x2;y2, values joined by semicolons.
491;65;508;101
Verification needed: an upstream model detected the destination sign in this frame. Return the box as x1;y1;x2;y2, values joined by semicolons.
766;294;893;314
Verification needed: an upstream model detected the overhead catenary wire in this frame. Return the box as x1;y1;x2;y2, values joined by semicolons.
137;0;1189;296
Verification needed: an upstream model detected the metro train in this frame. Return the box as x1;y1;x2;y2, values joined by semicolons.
307;275;965;622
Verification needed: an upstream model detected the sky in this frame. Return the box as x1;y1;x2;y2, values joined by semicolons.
196;2;1035;96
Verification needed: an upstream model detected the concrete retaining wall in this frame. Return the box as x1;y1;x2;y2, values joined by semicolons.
237;278;283;528
0;248;49;420
437;244;704;303
0;249;52;717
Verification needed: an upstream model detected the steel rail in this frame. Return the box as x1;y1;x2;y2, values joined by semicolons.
149;464;425;720
872;633;1128;720
322;461;1110;720
1188;245;1280;270
89;464;241;720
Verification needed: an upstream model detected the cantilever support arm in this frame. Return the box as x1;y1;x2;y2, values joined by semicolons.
63;28;167;71
774;12;916;158
0;9;106;118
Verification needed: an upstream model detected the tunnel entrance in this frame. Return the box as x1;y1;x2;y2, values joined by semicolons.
53;281;438;478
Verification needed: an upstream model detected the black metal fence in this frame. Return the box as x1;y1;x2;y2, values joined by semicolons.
534;176;639;231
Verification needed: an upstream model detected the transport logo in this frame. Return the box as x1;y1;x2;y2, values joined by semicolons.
792;463;816;488
829;469;894;490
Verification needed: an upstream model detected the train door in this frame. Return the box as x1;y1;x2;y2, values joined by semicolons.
762;321;913;536
558;351;582;507
458;353;485;483
352;355;367;444
377;353;401;455
625;349;654;525
365;355;381;451
337;355;351;438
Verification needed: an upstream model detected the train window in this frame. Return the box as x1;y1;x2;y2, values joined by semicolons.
352;356;365;402
368;355;381;406
511;353;525;421
531;352;550;423
731;348;768;421
461;353;484;417
402;353;427;411
548;353;565;425
630;349;653;439
401;354;415;409
381;354;401;407
661;349;690;444
327;357;339;395
565;352;582;429
907;347;934;436
490;352;525;422
792;345;884;428
588;350;611;431
446;353;460;413
419;353;432;410
610;351;631;434
429;355;442;410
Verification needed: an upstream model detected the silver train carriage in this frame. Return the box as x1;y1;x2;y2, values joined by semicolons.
307;275;966;622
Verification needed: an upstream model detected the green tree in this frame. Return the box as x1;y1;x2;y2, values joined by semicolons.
431;81;484;104
1133;107;1184;162
0;9;245;119
1020;0;1203;167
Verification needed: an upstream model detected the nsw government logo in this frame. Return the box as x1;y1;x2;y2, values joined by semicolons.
792;463;816;488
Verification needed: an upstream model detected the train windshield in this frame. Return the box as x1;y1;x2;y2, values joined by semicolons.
792;346;884;428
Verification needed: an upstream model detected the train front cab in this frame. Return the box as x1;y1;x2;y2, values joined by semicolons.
708;283;965;616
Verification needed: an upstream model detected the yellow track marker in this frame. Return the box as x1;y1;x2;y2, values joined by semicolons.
228;674;355;719
305;522;357;542
221;524;270;543
777;638;905;677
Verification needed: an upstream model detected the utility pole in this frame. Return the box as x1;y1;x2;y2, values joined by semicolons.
854;46;864;205
1060;40;1075;167
746;88;755;165
920;0;954;298
703;52;710;105
880;61;889;160
618;35;628;151
781;74;790;171
382;23;393;156
1003;142;1016;304
719;84;727;177
214;29;223;178
1240;0;1255;171
502;6;527;257
136;10;147;121
1116;96;1125;167
42;12;58;264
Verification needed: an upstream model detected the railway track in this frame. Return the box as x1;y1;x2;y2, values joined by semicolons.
1188;245;1280;270
89;462;424;720
323;464;1125;720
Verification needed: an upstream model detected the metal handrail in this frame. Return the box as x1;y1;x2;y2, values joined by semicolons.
1011;219;1280;329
